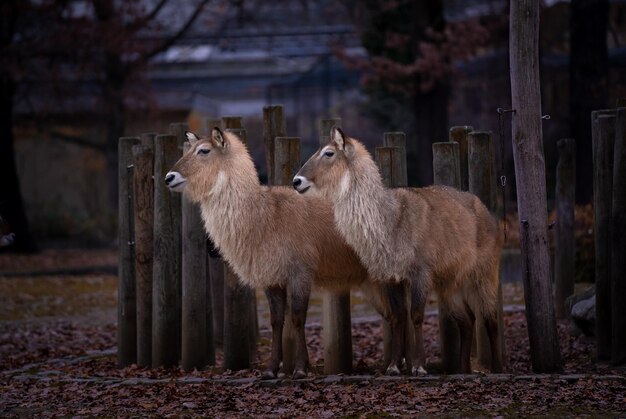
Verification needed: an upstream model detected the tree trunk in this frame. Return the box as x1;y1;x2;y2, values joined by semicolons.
104;74;127;212
570;0;609;203
509;0;562;373
0;75;37;252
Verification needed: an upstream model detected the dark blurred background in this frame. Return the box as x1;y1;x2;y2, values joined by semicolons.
1;0;624;251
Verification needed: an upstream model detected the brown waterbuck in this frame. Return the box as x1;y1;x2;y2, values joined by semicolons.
165;128;407;378
294;127;504;373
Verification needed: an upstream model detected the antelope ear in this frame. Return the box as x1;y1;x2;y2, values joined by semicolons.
211;127;227;149
186;131;200;144
331;126;347;150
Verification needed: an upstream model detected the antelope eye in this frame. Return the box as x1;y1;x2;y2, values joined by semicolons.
324;150;335;157
197;148;210;155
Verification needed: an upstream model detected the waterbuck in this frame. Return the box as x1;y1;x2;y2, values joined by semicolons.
165;128;407;378
294;127;504;373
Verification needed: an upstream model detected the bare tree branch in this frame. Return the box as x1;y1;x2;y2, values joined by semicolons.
139;0;212;63
125;0;169;33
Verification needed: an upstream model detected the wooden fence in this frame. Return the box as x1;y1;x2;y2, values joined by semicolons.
117;103;626;372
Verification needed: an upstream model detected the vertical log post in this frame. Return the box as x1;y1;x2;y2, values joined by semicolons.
169;124;186;360
118;137;139;367
375;145;414;371
320;118;353;374
220;124;252;370
152;134;181;367
449;126;474;191
223;122;259;360
612;108;626;365
510;0;562;372
181;141;209;371
263;106;286;185
468;131;506;371
554;138;576;319
593;111;616;361
432;142;462;374
132;143;154;367
383;132;408;184
273;136;301;373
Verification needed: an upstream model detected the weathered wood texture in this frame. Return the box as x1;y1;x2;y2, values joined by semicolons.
263;106;286;185
118;137;140;367
612;108;626;365
181;141;209;371
272;136;301;373
449;126;474;191
592;111;616;361
510;0;562;372
375;145;414;370
554;138;576;319
132;144;154;367
152;134;181;368
432;141;462;374
319;118;353;374
214;124;256;366
208;257;224;347
467;131;506;371
383;132;408;185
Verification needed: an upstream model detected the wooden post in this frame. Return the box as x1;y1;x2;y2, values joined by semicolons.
181;142;209;371
510;0;562;372
612;108;626;365
205;252;216;365
593;111;616;361
432;142;462;374
152;134;181;368
383;132;408;184
132;144;154;367
555;138;576;319
223;124;258;359
118;136;139;367
319;118;353;374
467;131;506;371
140;133;157;147
273;136;301;373
263;106;286;185
219;124;252;370
375;145;414;370
449;126;473;191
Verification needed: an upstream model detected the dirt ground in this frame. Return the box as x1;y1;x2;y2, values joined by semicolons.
1;248;625;417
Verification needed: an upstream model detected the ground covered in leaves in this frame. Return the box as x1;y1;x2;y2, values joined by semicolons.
1;249;625;417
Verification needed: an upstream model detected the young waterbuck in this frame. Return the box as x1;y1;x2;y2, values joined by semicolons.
294;127;504;373
165;128;405;378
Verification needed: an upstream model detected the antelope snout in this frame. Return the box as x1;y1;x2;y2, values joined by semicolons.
165;171;187;192
293;175;311;194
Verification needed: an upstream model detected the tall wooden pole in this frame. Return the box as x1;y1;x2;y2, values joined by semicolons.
593;111;616;361
510;0;562;372
319;118;353;374
132;143;154;367
612;108;626;365
432;141;462;374
554;138;576;319
467;131;506;371
449;126;473;191
273;136;301;373
152;134;181;367
181;141;209;371
263;106;286;185
118;136;139;367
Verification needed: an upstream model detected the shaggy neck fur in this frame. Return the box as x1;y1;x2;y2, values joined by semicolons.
196;141;265;283
333;143;404;281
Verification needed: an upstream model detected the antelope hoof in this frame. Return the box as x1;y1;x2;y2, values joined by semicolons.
292;369;307;380
385;364;401;376
261;369;277;380
412;366;427;376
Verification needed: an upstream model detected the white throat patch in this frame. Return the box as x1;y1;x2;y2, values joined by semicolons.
210;171;228;195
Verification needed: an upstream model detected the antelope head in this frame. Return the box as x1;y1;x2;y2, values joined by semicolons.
165;127;237;202
293;126;357;202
